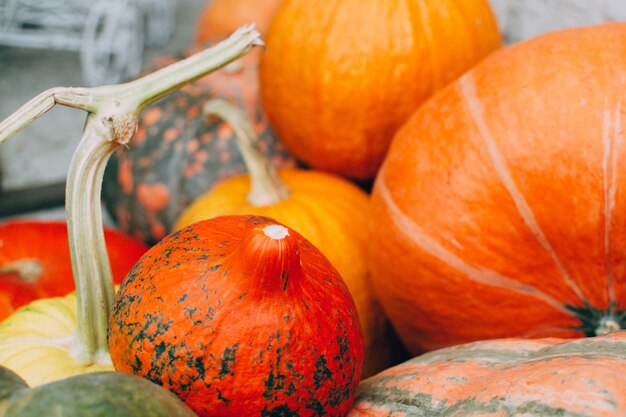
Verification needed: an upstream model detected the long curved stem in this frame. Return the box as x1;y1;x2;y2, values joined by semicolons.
202;99;290;206
0;26;262;364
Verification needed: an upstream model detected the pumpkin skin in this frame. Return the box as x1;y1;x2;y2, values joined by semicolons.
0;220;147;321
173;99;402;377
101;54;295;245
369;23;626;354
347;332;626;416
0;293;114;386
109;215;364;417
196;0;282;43
0;367;198;417
260;0;501;180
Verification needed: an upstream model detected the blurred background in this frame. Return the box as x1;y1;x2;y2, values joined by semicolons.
0;0;625;222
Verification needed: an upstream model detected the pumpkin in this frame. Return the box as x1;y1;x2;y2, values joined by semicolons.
0;366;197;416
196;0;282;43
174;99;404;377
102;45;295;246
260;0;501;180
347;332;626;416
109;215;364;417
0;27;263;386
369;23;626;354
0;220;147;321
0;292;117;386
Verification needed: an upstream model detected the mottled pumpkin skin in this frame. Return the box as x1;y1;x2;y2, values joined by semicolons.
102;54;295;245
0;220;147;320
260;0;501;180
369;23;626;354
348;332;626;417
0;368;198;417
109;215;364;417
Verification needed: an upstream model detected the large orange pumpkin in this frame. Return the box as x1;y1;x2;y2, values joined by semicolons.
260;0;501;180
369;23;626;354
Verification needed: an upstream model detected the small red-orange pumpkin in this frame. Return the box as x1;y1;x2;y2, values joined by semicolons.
109;215;364;417
369;23;626;354
0;220;147;320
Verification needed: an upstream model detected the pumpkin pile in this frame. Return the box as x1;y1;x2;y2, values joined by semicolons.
2;1;626;416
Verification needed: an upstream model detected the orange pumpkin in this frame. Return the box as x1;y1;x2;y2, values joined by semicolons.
174;99;404;377
369;23;626;355
109;215;364;417
260;0;501;180
196;0;282;44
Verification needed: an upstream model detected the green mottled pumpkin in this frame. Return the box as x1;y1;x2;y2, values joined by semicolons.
0;366;197;417
102;52;295;245
348;331;626;416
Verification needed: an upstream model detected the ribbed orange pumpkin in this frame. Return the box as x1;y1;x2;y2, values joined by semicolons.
174;100;402;377
348;332;626;416
196;0;282;43
369;23;626;354
260;0;501;180
109;215;364;417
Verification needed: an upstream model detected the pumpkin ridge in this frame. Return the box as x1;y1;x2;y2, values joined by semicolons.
375;177;569;313
458;74;588;305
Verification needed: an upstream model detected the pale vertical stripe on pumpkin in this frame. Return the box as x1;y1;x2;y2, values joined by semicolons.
376;176;569;314
458;73;587;305
601;101;623;305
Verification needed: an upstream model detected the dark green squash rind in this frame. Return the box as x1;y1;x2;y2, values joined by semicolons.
2;372;197;417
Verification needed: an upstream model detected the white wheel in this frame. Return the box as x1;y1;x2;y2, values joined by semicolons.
80;1;144;86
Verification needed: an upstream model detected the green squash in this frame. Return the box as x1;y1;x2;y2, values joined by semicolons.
0;366;197;417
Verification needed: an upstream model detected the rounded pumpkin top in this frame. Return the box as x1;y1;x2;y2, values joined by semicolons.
260;0;501;180
369;22;626;353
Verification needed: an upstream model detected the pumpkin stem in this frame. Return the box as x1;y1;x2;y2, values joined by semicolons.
202;98;290;206
0;26;263;365
0;259;43;282
227;222;303;293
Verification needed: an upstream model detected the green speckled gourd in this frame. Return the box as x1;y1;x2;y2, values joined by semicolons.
102;51;295;245
0;366;197;417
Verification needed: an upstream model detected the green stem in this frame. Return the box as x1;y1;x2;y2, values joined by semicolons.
202;99;290;206
0;25;262;364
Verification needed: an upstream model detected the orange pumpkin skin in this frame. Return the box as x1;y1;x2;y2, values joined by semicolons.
260;0;501;180
369;23;626;354
0;220;147;320
109;215;364;417
174;169;402;377
196;0;282;43
348;332;626;416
